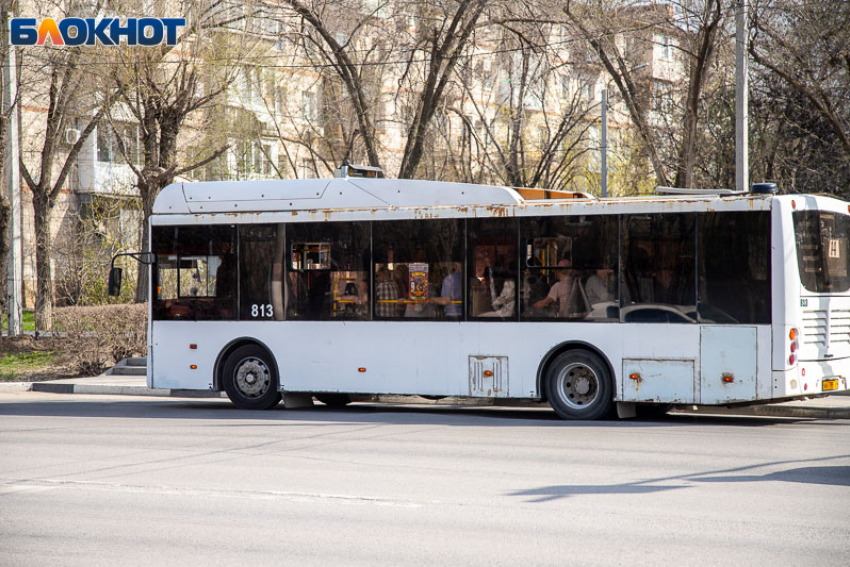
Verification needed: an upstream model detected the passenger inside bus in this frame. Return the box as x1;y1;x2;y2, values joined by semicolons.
479;266;517;318
430;261;463;319
337;275;368;319
374;266;400;318
532;259;588;318
585;268;614;305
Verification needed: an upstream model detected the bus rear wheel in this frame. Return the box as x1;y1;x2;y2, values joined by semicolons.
545;350;613;420
222;345;282;410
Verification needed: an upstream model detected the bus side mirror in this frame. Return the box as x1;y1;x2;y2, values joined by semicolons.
108;267;123;296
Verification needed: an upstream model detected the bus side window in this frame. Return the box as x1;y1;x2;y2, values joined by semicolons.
239;224;284;321
287;222;370;321
373;219;463;321
698;212;771;324
520;215;618;321
622;214;696;323
468;218;518;320
150;225;236;321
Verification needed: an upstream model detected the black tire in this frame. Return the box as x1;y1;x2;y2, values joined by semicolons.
315;394;351;408
544;350;613;420
222;345;282;410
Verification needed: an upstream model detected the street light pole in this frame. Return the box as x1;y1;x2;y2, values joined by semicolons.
601;89;608;198
3;12;22;336
735;0;749;193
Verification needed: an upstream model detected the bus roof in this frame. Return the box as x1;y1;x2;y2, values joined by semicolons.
153;178;782;216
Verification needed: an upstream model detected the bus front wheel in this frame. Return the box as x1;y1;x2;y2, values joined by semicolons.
545;350;613;420
222;345;282;410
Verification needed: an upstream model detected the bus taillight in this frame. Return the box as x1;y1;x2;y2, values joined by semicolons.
789;328;799;366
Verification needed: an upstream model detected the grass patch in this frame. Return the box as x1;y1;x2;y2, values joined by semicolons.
0;350;58;381
0;311;36;332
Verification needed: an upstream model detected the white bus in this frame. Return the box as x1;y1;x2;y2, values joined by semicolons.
111;166;850;419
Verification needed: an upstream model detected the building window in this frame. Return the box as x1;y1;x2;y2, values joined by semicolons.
97;123;142;165
238;140;275;178
300;158;317;179
302;90;318;122
652;80;674;113
561;74;571;102
655;35;675;62
579;81;595;110
241;67;263;106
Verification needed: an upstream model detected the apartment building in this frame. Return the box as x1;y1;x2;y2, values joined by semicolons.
9;0;687;307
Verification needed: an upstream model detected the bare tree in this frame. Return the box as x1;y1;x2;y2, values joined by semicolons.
672;0;723;188
106;2;249;301
563;0;726;189
563;0;669;186
749;0;850;194
18;0;118;330
279;0;389;169
443;20;598;190
278;0;490;179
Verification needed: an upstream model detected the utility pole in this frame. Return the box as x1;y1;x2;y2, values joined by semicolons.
735;0;749;193
600;89;608;198
3;10;22;336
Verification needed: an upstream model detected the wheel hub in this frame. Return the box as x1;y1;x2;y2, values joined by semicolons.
574;376;591;396
557;363;599;409
235;359;269;398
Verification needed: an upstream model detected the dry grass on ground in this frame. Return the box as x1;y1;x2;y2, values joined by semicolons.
0;336;71;382
0;304;147;382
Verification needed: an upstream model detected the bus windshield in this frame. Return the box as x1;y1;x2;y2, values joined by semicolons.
794;210;850;293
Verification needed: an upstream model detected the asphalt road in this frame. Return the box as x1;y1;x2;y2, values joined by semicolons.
1;392;848;567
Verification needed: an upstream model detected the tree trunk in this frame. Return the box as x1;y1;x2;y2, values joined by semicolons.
674;0;721;189
32;194;53;330
134;180;157;303
0;195;9;315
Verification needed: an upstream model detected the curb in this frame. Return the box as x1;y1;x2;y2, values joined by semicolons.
27;382;226;399
672;403;850;420
0;382;34;393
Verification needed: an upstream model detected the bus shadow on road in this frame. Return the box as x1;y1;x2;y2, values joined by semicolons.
0;397;824;428
510;459;850;502
691;465;850;487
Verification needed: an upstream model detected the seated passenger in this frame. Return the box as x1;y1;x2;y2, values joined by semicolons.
585;268;614;305
480;279;516;318
339;276;368;319
533;259;585;318
430;262;463;319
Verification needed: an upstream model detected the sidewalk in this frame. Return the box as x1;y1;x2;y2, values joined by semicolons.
2;373;849;419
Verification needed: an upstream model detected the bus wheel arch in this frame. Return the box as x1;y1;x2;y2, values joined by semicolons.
216;338;282;410
537;342;615;420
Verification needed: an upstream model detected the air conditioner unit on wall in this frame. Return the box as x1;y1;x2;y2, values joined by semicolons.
63;128;81;145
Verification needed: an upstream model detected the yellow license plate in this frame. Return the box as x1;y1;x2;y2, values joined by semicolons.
822;379;839;391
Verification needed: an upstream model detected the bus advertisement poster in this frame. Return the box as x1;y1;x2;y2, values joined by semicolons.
409;263;429;300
